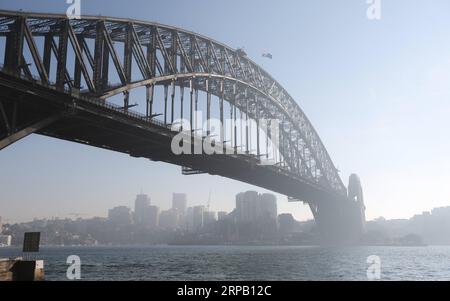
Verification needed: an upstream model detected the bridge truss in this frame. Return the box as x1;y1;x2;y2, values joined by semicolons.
0;10;351;207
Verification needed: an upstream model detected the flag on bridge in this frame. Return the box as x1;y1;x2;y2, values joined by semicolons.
262;52;273;59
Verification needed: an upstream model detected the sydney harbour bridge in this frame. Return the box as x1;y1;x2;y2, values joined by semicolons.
0;10;365;243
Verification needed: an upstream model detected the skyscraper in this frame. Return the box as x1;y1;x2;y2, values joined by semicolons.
235;191;278;240
192;206;205;230
185;207;194;232
142;205;160;229
218;212;228;221
159;209;179;230
235;191;277;223
203;211;217;226
134;194;150;225
236;192;277;225
172;193;187;215
259;193;278;220
108;206;133;226
236;191;259;223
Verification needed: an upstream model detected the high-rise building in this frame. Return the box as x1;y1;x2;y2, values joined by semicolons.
142;205;160;229
159;209;179;230
192;206;205;230
108;206;133;226
172;193;187;215
0;216;3;233
134;194;151;225
235;191;277;224
218;211;228;221
259;193;278;220
236;191;259;223
203;211;217;226
185;207;194;232
278;213;297;233
235;191;278;239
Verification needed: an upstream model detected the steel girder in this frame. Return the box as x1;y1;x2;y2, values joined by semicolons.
0;10;346;197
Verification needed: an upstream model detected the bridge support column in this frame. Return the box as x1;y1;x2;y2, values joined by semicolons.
4;17;25;76
245;90;249;154
233;105;237;153
220;81;225;153
56;20;69;90
256;95;260;158
171;80;176;124
180;84;184;131
164;85;168;125
146;84;154;118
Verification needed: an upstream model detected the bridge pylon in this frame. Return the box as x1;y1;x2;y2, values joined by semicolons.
308;174;366;245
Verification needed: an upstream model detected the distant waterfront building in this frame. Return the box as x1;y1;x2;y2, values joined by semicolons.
278;214;297;233
142;205;160;229
134;194;151;225
431;207;450;217
185;207;194;232
108;206;133;226
217;211;228;221
259;193;278;220
0;235;12;247
0;216;3;233
236;191;258;223
236;191;277;223
204;211;217;226
159;209;179;230
172;193;188;215
192;206;205;230
235;191;278;238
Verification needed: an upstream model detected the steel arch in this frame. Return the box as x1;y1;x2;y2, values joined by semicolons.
0;10;346;197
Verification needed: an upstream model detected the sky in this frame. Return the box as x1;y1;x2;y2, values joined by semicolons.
1;0;450;223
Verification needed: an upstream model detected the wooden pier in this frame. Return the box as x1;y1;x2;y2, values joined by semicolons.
0;258;44;281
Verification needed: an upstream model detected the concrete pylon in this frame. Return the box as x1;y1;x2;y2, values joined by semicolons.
311;174;366;245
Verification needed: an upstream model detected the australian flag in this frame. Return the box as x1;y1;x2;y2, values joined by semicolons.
262;52;273;59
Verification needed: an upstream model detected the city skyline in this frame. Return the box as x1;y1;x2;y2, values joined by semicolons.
1;190;284;246
1;0;450;223
5;193;450;247
3;188;449;225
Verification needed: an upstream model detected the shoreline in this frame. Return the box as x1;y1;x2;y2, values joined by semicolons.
0;243;432;249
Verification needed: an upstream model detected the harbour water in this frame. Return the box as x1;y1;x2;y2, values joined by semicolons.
1;245;449;281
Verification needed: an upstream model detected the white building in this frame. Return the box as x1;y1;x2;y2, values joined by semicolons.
236;191;278;223
0;235;12;247
142;205;160;229
172;193;188;215
218;211;228;221
192;206;205;231
134;194;151;225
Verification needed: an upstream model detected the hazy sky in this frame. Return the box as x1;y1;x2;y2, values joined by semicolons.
1;0;450;223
